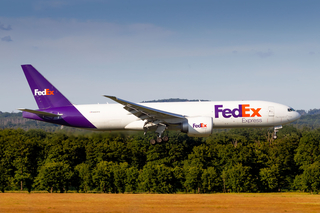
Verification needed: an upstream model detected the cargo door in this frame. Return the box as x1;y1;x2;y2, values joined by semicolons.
268;106;275;117
268;106;274;123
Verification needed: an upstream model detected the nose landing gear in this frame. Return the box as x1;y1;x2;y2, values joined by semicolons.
273;125;282;139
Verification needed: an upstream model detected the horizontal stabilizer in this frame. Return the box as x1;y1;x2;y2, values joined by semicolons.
18;108;61;117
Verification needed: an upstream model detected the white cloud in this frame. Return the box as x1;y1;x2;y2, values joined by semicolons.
256;49;274;58
1;36;12;42
0;22;12;31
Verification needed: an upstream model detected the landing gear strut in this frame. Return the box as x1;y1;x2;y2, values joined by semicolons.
273;125;282;139
144;122;169;145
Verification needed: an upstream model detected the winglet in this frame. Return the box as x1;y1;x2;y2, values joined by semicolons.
103;95;117;100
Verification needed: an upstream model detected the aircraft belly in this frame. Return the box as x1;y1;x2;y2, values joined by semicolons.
124;120;145;130
74;104;136;130
93;119;124;130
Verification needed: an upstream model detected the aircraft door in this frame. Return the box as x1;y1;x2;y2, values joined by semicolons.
268;106;274;123
268;106;275;117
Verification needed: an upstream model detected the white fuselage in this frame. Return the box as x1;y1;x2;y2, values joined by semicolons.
74;100;301;131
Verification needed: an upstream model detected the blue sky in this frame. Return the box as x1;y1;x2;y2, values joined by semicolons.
1;0;320;112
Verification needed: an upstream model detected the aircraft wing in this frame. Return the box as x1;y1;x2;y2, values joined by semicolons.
103;95;185;122
18;108;61;117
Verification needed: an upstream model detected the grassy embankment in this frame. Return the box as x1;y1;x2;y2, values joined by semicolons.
0;192;320;213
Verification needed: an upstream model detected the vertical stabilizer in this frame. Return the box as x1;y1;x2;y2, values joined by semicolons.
21;64;73;109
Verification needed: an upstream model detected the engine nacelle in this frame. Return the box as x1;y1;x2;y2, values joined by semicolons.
181;117;213;137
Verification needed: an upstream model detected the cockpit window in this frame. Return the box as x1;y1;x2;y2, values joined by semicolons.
288;108;295;112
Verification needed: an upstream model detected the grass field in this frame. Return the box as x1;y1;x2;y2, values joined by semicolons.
0;193;320;213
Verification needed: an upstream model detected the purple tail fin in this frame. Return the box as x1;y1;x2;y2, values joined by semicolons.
21;64;73;109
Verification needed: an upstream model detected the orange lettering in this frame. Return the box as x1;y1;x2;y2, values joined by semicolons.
242;104;250;117
251;108;261;117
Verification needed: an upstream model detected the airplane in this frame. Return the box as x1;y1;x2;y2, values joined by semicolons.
19;64;301;144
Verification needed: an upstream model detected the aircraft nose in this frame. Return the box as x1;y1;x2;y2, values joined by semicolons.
293;111;301;121
287;110;301;122
296;111;301;119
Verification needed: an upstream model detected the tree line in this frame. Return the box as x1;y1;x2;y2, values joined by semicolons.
1;125;320;194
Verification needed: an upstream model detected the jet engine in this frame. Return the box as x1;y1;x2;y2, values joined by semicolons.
181;117;213;137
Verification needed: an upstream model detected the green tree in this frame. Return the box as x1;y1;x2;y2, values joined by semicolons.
183;165;203;193
224;163;252;192
125;166;139;193
153;164;174;193
257;133;300;192
295;130;320;167
294;130;320;193
172;166;184;192
92;161;114;193
202;167;221;193
74;163;91;193
138;162;174;193
113;162;129;193
34;161;73;193
294;162;320;194
259;164;281;191
0;162;9;192
13;137;45;193
0;129;46;192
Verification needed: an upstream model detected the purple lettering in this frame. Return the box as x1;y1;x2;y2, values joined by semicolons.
232;105;242;118
193;123;207;128
215;104;244;118
222;109;232;118
215;105;223;118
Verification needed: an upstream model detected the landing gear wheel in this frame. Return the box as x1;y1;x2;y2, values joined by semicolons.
156;137;162;143
150;139;156;145
162;135;169;142
273;133;277;139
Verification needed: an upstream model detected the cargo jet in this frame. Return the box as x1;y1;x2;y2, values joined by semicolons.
19;65;301;144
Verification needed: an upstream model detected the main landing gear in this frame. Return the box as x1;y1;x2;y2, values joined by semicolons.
148;123;169;145
149;136;169;145
273;125;282;139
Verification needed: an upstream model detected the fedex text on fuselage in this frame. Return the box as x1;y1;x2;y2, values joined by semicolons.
215;104;261;118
